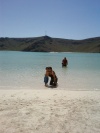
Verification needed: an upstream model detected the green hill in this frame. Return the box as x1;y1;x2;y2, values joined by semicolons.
0;36;100;53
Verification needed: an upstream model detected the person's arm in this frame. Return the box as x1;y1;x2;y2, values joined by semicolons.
62;59;64;64
67;59;68;65
45;71;49;76
52;71;57;82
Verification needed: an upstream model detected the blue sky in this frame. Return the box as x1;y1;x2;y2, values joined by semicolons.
0;0;100;40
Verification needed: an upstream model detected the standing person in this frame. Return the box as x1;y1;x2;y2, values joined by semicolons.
44;67;58;87
62;57;68;67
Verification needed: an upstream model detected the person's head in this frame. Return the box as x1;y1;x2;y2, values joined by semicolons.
45;67;52;73
45;67;49;70
46;67;52;73
49;67;52;70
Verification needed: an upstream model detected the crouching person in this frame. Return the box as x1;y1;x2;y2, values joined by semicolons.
44;67;58;87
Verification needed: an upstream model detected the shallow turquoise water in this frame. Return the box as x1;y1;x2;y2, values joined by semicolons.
0;51;100;90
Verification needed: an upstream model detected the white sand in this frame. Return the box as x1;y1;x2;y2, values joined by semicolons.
0;89;100;133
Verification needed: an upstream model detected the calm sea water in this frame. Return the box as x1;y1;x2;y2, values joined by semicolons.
0;51;100;90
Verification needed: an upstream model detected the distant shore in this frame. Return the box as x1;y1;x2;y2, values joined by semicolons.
0;36;100;52
0;89;100;133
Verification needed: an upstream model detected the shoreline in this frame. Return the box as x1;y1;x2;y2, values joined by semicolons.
0;89;100;133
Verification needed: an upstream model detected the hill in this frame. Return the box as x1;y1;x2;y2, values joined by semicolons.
0;36;100;52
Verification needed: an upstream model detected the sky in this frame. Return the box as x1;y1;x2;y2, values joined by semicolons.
0;0;100;40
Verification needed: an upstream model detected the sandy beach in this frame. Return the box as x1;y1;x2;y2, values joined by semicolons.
0;89;100;133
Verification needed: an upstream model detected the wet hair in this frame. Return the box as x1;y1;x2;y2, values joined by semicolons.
48;67;52;70
45;67;49;70
46;66;52;69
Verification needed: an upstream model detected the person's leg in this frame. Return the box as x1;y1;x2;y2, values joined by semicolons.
50;79;54;86
44;76;48;85
50;77;58;86
52;78;58;86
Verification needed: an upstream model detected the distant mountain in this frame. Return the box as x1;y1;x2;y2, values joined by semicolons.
0;36;100;53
